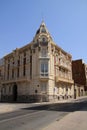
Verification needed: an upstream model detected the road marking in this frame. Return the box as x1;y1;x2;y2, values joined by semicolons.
0;110;44;123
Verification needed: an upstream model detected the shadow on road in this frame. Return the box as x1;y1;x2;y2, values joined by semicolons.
22;101;87;112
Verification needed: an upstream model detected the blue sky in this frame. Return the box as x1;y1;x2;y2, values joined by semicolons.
0;0;87;62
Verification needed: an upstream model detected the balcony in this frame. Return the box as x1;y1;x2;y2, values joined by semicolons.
16;76;30;82
2;76;30;84
39;73;49;81
39;54;50;60
55;62;71;71
40;41;48;46
56;76;74;84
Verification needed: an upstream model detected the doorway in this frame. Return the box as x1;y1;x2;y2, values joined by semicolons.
81;89;83;96
74;89;76;99
13;84;17;101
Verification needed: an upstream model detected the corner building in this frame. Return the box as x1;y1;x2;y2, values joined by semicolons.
1;22;74;102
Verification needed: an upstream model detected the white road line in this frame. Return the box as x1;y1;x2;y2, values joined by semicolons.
0;110;44;123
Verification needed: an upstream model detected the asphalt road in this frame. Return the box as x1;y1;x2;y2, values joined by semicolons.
0;98;87;130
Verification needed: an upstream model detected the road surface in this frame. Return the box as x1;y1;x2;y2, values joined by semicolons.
0;98;87;130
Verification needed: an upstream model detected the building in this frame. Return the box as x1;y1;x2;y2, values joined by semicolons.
0;58;4;100
72;59;87;97
0;22;74;102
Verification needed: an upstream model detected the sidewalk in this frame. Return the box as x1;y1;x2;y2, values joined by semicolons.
43;110;87;130
0;96;87;114
0;96;87;130
0;102;46;114
43;96;87;130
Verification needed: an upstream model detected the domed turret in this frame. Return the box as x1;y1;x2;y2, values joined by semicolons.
36;21;48;35
32;21;53;47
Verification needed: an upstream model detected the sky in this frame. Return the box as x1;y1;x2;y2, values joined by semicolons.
0;0;87;62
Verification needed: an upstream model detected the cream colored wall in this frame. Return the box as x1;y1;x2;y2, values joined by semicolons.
48;81;54;95
49;55;54;80
32;48;39;78
17;82;30;95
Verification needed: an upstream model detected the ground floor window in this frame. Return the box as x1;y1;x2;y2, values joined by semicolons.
9;86;12;93
1;87;6;95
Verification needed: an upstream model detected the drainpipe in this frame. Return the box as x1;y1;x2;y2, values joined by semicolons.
74;82;76;99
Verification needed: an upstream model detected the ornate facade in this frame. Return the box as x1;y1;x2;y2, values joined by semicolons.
0;58;4;100
0;22;74;102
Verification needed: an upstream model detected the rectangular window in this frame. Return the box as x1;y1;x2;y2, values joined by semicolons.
23;58;26;76
44;63;48;72
41;49;47;57
17;68;19;77
12;69;14;78
18;60;20;66
17;60;20;77
9;86;11;93
4;87;6;94
7;64;10;79
30;56;32;79
23;66;26;76
41;64;44;73
41;62;48;76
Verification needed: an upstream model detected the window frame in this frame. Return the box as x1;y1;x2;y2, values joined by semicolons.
40;61;48;76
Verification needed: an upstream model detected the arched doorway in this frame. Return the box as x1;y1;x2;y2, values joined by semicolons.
13;84;17;101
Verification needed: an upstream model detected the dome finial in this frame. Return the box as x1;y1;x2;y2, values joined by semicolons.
41;12;44;23
41;20;46;26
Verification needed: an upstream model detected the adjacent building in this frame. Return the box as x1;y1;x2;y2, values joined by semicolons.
72;59;87;97
0;22;74;102
84;64;87;91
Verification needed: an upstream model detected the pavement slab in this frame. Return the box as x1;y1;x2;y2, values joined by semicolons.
43;110;87;130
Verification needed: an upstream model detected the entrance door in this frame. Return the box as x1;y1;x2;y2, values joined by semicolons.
13;84;17;101
74;89;76;99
